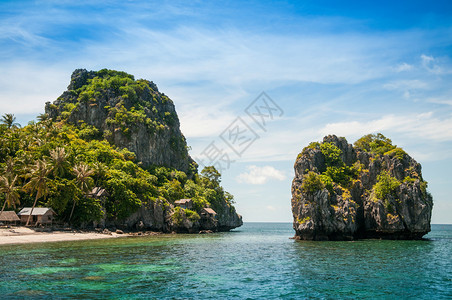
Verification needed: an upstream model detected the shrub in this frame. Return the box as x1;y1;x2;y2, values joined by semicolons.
384;147;407;160
373;170;400;201
301;171;324;194
354;133;396;155
185;209;200;222
320;142;342;167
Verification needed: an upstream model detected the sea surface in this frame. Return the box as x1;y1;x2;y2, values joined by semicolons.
0;223;451;299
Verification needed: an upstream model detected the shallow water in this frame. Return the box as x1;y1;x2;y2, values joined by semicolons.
0;223;451;299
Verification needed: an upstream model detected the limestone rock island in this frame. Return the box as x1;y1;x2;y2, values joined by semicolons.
291;134;432;240
2;68;243;232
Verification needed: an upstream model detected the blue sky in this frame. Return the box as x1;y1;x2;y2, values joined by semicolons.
1;0;451;223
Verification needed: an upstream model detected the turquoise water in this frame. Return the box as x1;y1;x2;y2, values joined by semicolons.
0;223;451;299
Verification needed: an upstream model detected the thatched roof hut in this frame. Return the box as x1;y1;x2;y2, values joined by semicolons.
201;207;217;218
0;211;20;224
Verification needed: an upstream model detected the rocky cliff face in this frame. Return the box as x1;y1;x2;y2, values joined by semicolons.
45;69;242;233
119;201;242;233
46;69;194;174
291;134;433;240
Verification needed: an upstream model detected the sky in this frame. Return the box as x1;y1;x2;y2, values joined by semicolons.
1;0;451;223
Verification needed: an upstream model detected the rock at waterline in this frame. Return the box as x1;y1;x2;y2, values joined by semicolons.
291;134;433;241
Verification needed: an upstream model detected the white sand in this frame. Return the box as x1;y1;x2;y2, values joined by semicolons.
0;226;124;245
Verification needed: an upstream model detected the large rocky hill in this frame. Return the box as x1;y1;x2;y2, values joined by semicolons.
46;69;194;174
14;68;243;232
291;134;432;240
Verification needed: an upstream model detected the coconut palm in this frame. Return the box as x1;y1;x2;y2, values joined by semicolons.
0;175;20;217
1;113;21;129
70;163;94;221
23;160;51;226
49;147;69;177
2;156;15;175
36;113;49;122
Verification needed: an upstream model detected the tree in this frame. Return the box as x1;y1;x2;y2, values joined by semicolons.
354;133;395;155
200;166;221;189
0;175;20;217
70;163;94;221
23;160;51;226
1;113;20;129
49;147;70;177
36;113;49;122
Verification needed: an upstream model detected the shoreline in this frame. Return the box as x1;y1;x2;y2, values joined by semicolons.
0;226;131;246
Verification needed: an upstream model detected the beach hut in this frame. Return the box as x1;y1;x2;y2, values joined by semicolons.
200;207;217;219
0;211;20;225
18;207;56;226
174;199;193;209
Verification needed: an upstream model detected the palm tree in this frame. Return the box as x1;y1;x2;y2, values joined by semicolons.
1;113;21;129
2;156;16;175
36;113;49;122
23;160;51;226
0;175;20;217
49;147;69;177
70;163;94;221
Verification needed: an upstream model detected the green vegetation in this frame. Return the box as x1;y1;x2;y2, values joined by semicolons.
373;171;400;201
354;133;396;155
372;170;401;212
320;142;342;167
53;69;178;138
299;142;359;194
0;109;232;227
297;134;415;199
301;171;324;194
384;147;407;160
297;216;311;225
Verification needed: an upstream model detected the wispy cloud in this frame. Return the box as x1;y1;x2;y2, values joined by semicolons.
236;165;286;185
394;62;414;72
319;112;452;142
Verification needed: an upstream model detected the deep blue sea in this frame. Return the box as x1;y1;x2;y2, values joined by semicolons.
0;223;451;299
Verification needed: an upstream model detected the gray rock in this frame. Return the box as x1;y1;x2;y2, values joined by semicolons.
45;69;194;174
291;135;432;240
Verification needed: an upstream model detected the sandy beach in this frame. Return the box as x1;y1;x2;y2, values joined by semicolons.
0;227;125;245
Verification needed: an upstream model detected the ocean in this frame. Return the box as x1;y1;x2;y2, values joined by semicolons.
0;223;451;299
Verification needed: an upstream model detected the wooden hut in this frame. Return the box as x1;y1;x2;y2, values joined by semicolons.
0;211;20;225
18;207;56;226
200;207;217;219
174;199;193;209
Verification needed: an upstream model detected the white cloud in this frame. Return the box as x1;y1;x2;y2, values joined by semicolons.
427;98;452;106
319;112;452;142
420;54;446;74
395;62;414;72
383;79;429;91
421;54;434;64
236;165;286;185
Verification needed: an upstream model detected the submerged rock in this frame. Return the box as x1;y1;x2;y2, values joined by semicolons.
291;134;433;240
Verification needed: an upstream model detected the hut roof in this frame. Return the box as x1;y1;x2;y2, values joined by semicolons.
18;207;56;216
89;187;108;198
202;208;217;215
175;199;192;204
0;211;20;222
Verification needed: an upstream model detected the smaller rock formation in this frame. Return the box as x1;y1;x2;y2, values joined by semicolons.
291;134;433;240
